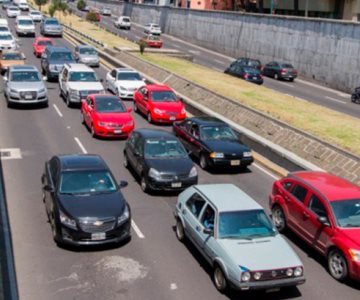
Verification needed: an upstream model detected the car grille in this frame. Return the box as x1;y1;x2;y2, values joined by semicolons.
108;123;123;128
160;173;189;180
20;91;37;100
128;87;137;92
79;217;115;233
224;153;242;159
252;268;290;281
166;111;178;117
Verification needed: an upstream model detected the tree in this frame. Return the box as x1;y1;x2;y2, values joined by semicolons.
48;3;57;17
48;0;68;19
34;0;48;11
77;0;86;10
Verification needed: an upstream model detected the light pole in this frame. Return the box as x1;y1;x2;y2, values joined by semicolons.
305;0;309;17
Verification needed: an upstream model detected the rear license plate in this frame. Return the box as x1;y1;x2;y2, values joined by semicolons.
169;116;176;121
171;182;182;188
253;77;257;80
114;130;122;134
91;232;106;240
230;160;240;166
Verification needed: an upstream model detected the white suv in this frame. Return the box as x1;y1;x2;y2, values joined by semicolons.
114;16;131;30
59;64;105;107
15;15;35;36
0;32;17;50
144;23;161;35
105;68;145;99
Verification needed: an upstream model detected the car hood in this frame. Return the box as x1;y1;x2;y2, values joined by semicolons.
1;60;24;67
116;80;144;89
151;101;183;112
146;157;193;174
340;228;360;247
8;81;45;90
95;112;133;123
217;235;302;270
58;192;126;219
0;40;15;45
67;81;104;91
204;140;250;153
18;25;35;29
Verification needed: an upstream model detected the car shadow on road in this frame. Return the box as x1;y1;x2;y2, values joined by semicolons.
172;228;302;299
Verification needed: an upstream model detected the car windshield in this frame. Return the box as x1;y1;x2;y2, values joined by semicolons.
9;7;19;11
331;199;360;228
38;40;52;46
219;210;277;239
31;12;41;15
2;53;22;60
150;90;177;102
144;139;187;158
122;17;130;22
0;26;9;31
0;34;12;40
117;72;141;81
151;25;160;28
10;71;40;82
95;96;126;113
200;125;238;141
59;170;117;195
281;63;294;69
50;52;73;61
79;48;97;55
69;71;97;82
45;20;59;25
19;20;33;25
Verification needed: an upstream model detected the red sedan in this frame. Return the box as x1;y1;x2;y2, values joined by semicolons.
269;171;360;282
133;84;186;124
33;37;55;58
140;35;163;48
81;94;135;138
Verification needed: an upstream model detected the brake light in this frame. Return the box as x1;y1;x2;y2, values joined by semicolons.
244;73;249;79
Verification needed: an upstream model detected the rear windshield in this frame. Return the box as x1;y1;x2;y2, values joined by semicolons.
2;53;22;60
50;51;74;61
280;63;294;69
45;20;59;25
19;20;33;26
122;17;130;22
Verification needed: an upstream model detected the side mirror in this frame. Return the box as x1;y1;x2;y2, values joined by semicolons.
43;185;54;192
119;180;128;188
203;228;213;235
317;216;330;227
3;76;8;81
127;106;132;113
42;76;47;81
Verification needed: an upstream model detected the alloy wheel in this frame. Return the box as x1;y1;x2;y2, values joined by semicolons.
272;206;286;232
328;249;348;281
175;219;185;242
140;176;148;193
213;266;227;292
123;154;129;168
199;154;208;170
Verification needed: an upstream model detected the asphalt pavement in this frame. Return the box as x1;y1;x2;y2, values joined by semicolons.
0;10;359;300
74;0;360;119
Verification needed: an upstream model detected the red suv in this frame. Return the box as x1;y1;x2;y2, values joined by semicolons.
269;171;360;282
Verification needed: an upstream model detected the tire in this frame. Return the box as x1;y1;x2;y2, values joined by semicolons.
133;102;138;112
175;218;185;242
66;93;72;107
328;249;349;282
91;124;96;138
140;175;149;193
199;153;209;170
274;73;279;80
147;113;152;124
123;153;129;168
213;265;228;293
271;205;286;233
49;209;59;243
289;78;294;82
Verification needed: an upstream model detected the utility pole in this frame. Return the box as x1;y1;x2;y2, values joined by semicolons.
305;0;309;17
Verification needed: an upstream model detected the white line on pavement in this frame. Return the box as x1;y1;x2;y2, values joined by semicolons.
252;163;279;180
131;220;145;239
74;137;88;154
53;104;63;117
170;283;178;290
276;81;295;88
325;96;347;104
188;50;200;55
297;78;351;97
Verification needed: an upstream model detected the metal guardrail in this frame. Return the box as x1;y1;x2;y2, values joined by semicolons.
61;23;106;47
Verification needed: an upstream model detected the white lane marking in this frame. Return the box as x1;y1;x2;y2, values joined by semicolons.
189;50;200;55
53;104;63;117
252;163;279;180
336;92;350;98
297;78;351;97
276;81;295;88
131;220;145;239
325;96;347;104
74;137;88;154
170;283;178;290
172;44;181;48
0;148;22;160
67;126;71;129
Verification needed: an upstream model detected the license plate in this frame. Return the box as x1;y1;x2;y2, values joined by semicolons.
114;130;122;134
230;160;240;166
91;232;106;240
25;95;32;99
266;288;280;293
171;182;182;188
253;77;257;80
169;116;176;121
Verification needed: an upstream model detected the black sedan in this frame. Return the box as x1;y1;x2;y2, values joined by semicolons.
123;129;198;193
41;154;131;246
224;64;263;85
263;61;298;81
173;117;254;170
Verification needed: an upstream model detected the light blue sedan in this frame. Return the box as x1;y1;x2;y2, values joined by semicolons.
174;184;306;293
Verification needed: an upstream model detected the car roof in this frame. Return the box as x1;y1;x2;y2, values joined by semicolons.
46;46;70;52
57;154;107;171
9;65;37;71
146;84;172;91
135;128;177;139
194;184;263;212
116;68;138;73
287;171;360;201
66;63;93;72
189;116;227;126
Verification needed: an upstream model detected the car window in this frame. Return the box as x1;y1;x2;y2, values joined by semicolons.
127;132;138;148
282;181;293;191
144;139;187;158
186;193;206;218
201;205;215;230
49;157;58;185
308;195;327;217
110;69;116;77
95;96;126;113
69;71;97;82
290;184;308;203
190;124;199;139
117;72;141;81
134;137;144;156
181;120;192;132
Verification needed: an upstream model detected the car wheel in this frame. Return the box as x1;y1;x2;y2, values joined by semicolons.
213;265;227;293
140;175;149;193
175;218;185;242
328;249;348;281
351;95;356;103
289;78;294;82
147;113;152;124
49;209;59;243
274;73;279;80
80;112;85;124
199;153;208;170
271;205;286;233
91;124;97;138
66;93;72;107
123;153;129;168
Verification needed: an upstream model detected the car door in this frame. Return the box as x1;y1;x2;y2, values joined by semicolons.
303;194;333;254
83;97;94;127
59;67;68;95
107;69;117;93
43;157;58;217
188;124;203;158
175;119;193;150
137;87;148;114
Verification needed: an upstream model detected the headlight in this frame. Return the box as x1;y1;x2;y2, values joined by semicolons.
117;205;130;225
209;152;224;159
349;249;360;262
286;268;293;277
148;168;161;179
154;108;165;115
189;166;197;177
38;88;46;94
59;210;77;230
69;89;79;96
241;271;251;282
253;272;262;280
10;89;18;94
243;151;252;158
118;86;127;91
294;266;303;277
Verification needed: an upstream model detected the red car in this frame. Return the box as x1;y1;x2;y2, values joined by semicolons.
140;35;163;48
33;37;55;58
269;171;360;282
81;94;135;138
133;84;186;124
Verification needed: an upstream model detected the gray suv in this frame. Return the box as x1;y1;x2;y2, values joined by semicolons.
40;17;62;37
4;65;48;107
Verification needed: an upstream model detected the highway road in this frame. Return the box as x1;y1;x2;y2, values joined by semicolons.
70;0;360;119
0;11;359;300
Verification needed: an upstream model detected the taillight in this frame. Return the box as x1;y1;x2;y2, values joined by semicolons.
244;73;249;79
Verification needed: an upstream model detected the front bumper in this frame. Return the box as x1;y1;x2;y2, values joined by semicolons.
7;92;48;104
44;30;63;36
118;90;136;99
80;59;100;67
147;176;198;191
17;29;35;35
59;219;131;246
209;157;254;168
94;124;134;138
280;74;297;80
230;276;306;291
151;112;186;123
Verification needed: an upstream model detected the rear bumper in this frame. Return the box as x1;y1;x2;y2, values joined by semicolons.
209;157;254;168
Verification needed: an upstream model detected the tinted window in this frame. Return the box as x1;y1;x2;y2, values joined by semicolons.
0;34;12;40
150;91;177;102
0;26;9;31
331;199;360;228
95;96;126;113
290;185;308;203
200;125;237;141
117;72;141;81
69;71;97;82
38;40;52;46
186;193;205;218
308;195;327;217
281;63;294;68
19;20;33;25
50;51;73;61
79;48;97;55
201;205;215;229
2;53;22;60
144;139;187;158
45;20;59;25
10;71;40;82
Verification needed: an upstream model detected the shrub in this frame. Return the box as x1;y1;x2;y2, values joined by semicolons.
77;0;86;10
86;11;99;22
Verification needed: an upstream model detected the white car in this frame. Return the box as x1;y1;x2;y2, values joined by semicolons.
144;23;161;35
0;24;10;34
29;10;42;22
0;32;17;50
105;68;145;99
0;19;9;26
6;6;21;18
59;63;105;107
18;2;29;11
114;16;131;30
15;15;35;36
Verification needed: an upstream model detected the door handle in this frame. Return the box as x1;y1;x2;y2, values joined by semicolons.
196;226;201;232
303;211;310;219
181;209;186;215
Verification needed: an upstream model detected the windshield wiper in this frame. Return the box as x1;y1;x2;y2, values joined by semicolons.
221;235;252;240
